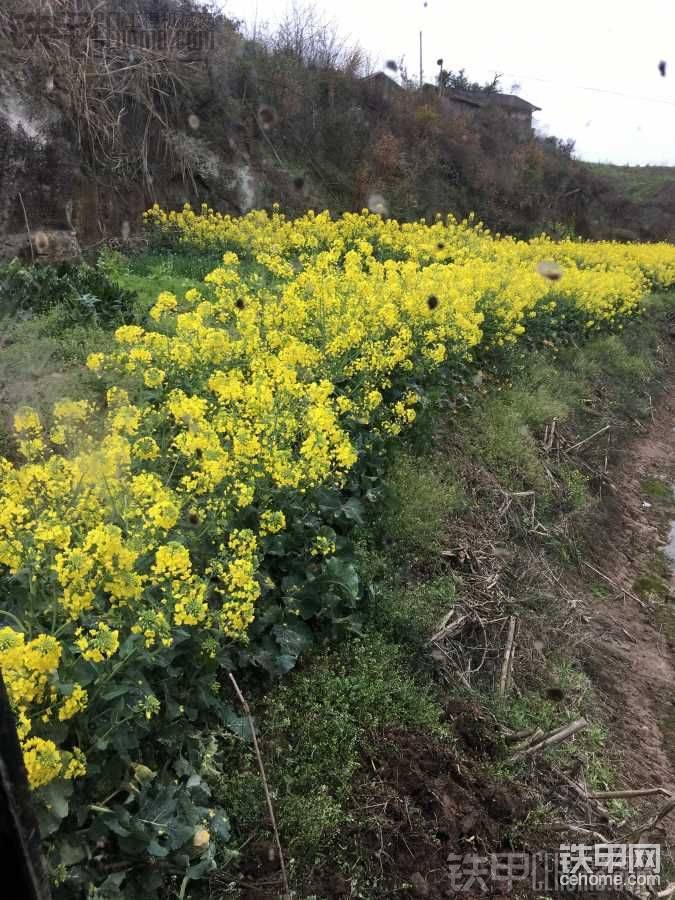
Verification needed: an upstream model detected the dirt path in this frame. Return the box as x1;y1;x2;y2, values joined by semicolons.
581;370;675;839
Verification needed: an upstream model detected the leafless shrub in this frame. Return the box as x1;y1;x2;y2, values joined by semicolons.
258;2;367;76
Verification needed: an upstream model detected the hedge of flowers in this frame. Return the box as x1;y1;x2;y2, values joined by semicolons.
2;205;675;895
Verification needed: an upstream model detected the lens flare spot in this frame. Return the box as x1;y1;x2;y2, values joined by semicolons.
367;193;388;217
536;260;563;282
33;231;50;254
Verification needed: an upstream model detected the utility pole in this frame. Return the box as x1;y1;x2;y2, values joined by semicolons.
419;30;423;87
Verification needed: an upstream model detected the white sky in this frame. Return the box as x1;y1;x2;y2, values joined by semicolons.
222;0;675;166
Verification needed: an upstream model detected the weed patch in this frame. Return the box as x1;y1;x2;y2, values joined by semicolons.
378;450;465;563
219;634;444;857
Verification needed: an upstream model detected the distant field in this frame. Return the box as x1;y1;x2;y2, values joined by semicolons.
584;162;675;202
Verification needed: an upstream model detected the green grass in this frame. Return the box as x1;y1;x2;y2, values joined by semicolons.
378;450;465;562
217;634;445;855
0;312;110;456
584;162;675;202
633;553;672;601
453;358;576;496
366;574;457;649
642;476;674;503
98;247;222;315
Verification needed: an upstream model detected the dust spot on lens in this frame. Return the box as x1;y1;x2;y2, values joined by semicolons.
659;60;667;77
385;60;398;72
235;298;245;310
537;260;563;281
258;105;278;130
293;175;305;191
33;231;49;254
121;220;130;241
367;192;388;216
427;294;439;310
188;113;200;130
45;75;54;93
437;241;445;250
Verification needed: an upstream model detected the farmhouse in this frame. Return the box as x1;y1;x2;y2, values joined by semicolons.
441;88;541;135
360;71;404;100
363;72;540;135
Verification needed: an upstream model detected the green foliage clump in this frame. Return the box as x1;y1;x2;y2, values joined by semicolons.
220;634;443;855
464;397;548;492
559;464;590;511
641;477;673;502
102;249;222;315
379;451;465;561
369;575;457;649
0;259;138;327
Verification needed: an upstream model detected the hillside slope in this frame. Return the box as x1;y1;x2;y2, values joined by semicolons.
584;162;675;241
1;0;673;262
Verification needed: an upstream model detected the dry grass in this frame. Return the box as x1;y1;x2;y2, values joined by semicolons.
1;0;234;182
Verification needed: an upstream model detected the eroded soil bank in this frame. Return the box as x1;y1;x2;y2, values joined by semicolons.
582;367;675;838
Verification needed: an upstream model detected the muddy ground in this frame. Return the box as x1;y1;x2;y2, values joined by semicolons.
582;367;675;833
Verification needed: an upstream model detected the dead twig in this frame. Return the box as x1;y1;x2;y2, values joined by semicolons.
502;727;537;743
589;788;672;800
17;193;34;265
430;641;473;691
549;822;611;843
560;774;614;822
511;728;545;753
467;612;489;678
498;616;517;696
228;674;289;896
564;424;610;454
622;796;675;842
510;718;587;761
582;562;647;609
428;612;469;645
498;489;536;524
543;418;557;453
573;455;617;490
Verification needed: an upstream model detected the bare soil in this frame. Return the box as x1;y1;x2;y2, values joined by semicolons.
580;368;675;837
